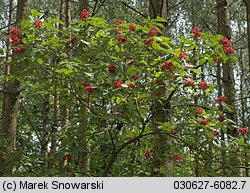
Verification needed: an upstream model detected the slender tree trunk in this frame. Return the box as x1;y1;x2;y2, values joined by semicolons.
243;0;250;70
79;0;89;11
217;0;239;176
41;94;50;168
0;0;30;177
149;0;172;176
48;0;65;171
77;0;91;175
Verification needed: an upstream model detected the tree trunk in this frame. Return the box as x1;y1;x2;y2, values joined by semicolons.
77;0;91;175
48;0;65;171
0;0;30;177
79;0;89;11
149;0;172;176
217;0;239;176
243;0;250;70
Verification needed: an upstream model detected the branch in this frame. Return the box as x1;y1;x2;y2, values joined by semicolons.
121;1;147;18
168;0;186;11
93;0;108;16
200;17;215;35
91;0;98;17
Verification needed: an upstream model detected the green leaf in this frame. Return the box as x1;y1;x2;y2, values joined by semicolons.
191;68;203;75
48;18;64;25
31;10;43;17
37;58;43;65
56;68;73;74
238;137;244;144
199;58;207;65
152;41;165;51
207;57;214;65
156;16;167;23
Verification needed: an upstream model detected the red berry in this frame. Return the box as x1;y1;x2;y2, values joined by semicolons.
224;47;234;55
195;107;203;115
201;119;209;125
108;64;116;73
13;47;26;53
218;115;225;122
219;37;232;47
85;85;94;93
144;150;152;159
114;80;122;89
115;20;123;25
34;19;42;29
215;95;227;103
80;8;88;21
131;74;140;80
161;61;174;71
143;39;153;46
184;78;195;85
211;129;220;136
129;23;136;31
199;82;209;90
148;26;158;37
239;128;248;135
192;26;201;38
179;51;188;59
116;34;127;42
127;82;136;88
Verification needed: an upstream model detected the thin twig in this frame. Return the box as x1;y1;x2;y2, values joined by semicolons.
122;1;147;18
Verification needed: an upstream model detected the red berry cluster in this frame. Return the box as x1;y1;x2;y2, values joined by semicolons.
116;33;127;42
219;37;234;55
195;107;203;115
239;128;248;135
192;26;201;38
179;51;188;60
34;19;42;30
199;82;209;90
148;26;158;37
129;23;136;32
114;80;122;89
9;26;25;53
144;150;152;160
215;95;227;103
80;8;89;21
161;61;174;72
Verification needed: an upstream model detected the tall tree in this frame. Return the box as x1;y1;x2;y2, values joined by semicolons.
0;0;30;176
243;0;250;70
149;0;173;175
217;0;239;176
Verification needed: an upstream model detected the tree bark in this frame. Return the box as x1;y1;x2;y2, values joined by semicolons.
149;0;172;176
243;0;250;70
217;0;239;176
77;0;91;175
79;0;89;11
0;0;30;176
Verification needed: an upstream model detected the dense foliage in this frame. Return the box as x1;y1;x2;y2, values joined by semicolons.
1;8;247;176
